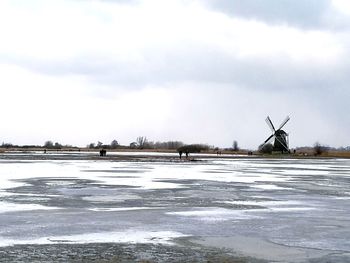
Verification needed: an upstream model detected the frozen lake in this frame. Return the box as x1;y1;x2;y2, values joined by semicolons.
0;152;349;262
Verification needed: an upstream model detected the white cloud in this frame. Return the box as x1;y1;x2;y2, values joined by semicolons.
332;0;350;15
0;0;342;65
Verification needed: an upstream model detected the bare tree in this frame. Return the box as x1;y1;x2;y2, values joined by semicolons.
314;142;328;156
136;136;147;149
233;140;239;151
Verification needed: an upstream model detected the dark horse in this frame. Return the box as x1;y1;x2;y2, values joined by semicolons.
99;149;107;156
177;144;203;159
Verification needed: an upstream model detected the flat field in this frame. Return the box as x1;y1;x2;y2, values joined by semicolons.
0;151;349;262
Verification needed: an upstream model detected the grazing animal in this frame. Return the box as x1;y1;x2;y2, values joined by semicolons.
99;149;107;156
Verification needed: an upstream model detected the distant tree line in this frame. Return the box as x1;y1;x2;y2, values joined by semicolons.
86;137;185;150
129;137;185;150
1;142;14;149
1;138;349;154
87;140;120;149
44;141;63;149
84;137;213;152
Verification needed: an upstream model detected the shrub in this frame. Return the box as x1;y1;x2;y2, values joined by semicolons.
259;143;273;154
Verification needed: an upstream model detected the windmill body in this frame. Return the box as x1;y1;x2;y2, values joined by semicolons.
262;116;290;153
273;129;288;152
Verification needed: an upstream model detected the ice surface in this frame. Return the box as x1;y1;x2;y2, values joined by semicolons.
167;208;261;221
0;157;295;193
82;194;141;202
222;200;302;207
88;207;157;212
0;230;187;247
252;184;290;190
0;201;60;213
0;153;349;260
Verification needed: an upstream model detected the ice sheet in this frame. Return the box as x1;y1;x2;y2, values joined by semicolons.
167;208;261;221
253;184;290;190
0;230;187;247
88;207;157;212
0;155;349;258
0;201;60;213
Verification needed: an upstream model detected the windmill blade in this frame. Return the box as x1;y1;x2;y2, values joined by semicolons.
277;116;290;130
265;116;276;132
264;134;275;144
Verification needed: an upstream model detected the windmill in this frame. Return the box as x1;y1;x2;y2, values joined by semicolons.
261;116;290;153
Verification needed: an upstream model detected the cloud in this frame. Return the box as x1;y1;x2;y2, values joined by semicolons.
0;1;344;90
201;0;350;32
201;0;331;29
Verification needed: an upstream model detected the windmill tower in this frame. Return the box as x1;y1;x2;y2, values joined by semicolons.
261;116;290;153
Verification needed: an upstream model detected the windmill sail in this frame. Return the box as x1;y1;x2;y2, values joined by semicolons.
265;116;276;132
277;116;290;130
264;134;274;144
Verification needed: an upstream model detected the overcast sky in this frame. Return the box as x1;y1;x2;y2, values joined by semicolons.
0;0;349;149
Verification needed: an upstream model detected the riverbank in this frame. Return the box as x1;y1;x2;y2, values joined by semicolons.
0;149;349;162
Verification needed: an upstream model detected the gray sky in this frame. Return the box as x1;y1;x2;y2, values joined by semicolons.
0;0;349;149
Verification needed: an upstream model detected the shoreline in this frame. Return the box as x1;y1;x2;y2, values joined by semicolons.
0;150;349;161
